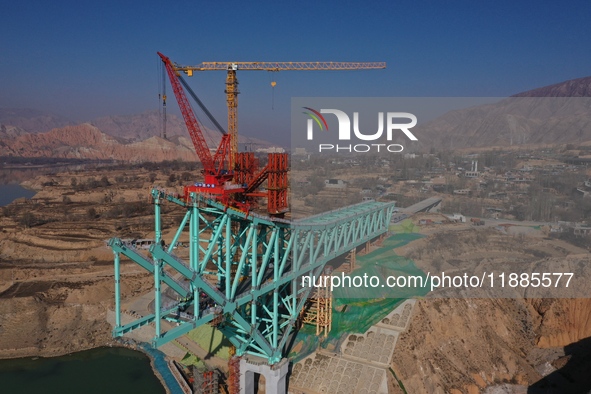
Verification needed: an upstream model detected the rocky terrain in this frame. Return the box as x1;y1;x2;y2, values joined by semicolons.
0;167;590;393
392;227;591;393
392;297;591;393
0;123;199;162
0;109;278;163
0;167;184;358
2;73;591;390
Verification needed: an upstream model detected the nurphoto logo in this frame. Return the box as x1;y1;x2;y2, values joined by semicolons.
303;107;418;153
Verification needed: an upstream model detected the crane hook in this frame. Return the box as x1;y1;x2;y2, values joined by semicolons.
270;81;276;110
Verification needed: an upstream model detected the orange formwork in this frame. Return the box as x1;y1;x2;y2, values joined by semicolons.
267;153;289;215
234;152;258;186
227;346;241;394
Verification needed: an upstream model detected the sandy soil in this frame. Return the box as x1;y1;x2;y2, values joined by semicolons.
391;225;591;393
2;166;591;394
0;168;172;358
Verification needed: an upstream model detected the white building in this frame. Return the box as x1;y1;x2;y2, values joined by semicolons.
256;146;285;153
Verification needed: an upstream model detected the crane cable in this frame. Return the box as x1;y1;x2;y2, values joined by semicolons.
157;58;162;135
162;60;167;140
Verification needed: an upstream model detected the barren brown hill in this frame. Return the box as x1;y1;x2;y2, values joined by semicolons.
513;76;591;97
0;124;28;138
415;76;591;150
392;228;591;393
89;110;277;148
0;123;198;162
1;108;280;157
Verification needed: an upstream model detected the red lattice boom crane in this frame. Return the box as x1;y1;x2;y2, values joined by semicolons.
158;52;288;215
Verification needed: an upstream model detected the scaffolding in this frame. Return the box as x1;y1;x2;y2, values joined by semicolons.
345;248;356;273
227;346;241;394
301;271;333;338
194;367;220;394
266;153;289;215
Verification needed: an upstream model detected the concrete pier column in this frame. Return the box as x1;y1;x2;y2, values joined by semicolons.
239;356;289;394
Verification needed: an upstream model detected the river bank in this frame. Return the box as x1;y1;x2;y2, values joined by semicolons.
0;183;37;206
0;345;166;394
0;166;209;392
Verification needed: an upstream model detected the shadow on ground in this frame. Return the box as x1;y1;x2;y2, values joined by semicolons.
528;336;591;394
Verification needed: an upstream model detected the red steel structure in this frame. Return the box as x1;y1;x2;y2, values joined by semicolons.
158;52;231;185
158;52;289;215
234;152;258;186
266;153;288;215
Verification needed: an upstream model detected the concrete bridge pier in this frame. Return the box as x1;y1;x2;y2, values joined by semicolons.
240;356;289;394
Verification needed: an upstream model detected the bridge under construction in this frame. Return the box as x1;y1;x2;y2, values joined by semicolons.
109;189;394;393
108;52;392;393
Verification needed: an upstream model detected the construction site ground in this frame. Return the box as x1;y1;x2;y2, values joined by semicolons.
286;232;429;394
3;168;591;393
289;299;415;394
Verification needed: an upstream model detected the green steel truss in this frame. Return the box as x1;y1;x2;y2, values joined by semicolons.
109;188;394;364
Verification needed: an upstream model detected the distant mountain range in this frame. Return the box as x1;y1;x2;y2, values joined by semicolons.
0;108;266;143
0;123;198;162
89;110;192;141
1;75;590;160
0;108;73;134
0;109;277;162
512;76;591;97
414;76;591;150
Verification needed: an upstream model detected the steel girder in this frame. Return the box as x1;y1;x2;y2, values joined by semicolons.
110;188;394;364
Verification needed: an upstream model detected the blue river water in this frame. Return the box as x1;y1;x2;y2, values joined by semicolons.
0;184;36;206
0;347;167;394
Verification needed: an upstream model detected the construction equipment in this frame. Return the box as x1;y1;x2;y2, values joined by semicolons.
110;53;391;392
159;52;282;213
158;53;385;215
158;52;233;190
170;60;387;167
158;52;386;215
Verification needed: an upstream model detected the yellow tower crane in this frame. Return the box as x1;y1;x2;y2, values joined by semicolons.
170;60;387;167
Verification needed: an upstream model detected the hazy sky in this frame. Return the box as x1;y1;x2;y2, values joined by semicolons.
1;0;590;145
